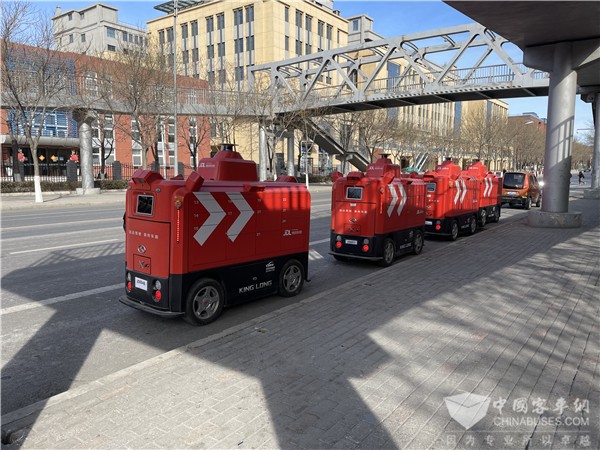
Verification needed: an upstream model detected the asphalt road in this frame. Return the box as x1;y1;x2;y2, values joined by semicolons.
0;191;530;416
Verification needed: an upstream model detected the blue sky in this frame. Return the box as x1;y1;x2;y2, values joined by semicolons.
39;0;594;137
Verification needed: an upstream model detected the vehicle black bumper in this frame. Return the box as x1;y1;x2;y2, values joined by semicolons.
119;295;184;318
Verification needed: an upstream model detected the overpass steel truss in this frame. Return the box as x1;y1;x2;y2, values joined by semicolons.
248;23;550;115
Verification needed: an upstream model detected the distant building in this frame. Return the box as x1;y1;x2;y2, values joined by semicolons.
508;113;547;132
346;14;382;44
52;3;147;55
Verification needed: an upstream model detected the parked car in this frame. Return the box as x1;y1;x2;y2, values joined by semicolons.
501;171;541;209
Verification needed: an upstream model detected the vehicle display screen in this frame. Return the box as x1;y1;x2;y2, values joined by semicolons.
426;183;436;192
136;194;154;215
346;187;363;200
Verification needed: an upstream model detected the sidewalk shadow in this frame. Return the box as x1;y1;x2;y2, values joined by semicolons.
1;198;598;448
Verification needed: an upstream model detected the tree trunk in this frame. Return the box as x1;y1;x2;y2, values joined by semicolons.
31;144;43;203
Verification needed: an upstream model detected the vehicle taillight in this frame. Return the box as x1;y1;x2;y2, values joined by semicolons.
126;272;132;292
335;241;342;249
154;290;162;302
435;220;441;231
126;281;132;292
362;244;369;252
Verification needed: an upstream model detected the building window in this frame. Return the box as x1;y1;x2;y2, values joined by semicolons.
181;23;188;39
106;27;115;39
245;5;254;22
80;12;84;19
192;48;199;62
68;13;72;21
217;13;224;30
296;10;302;27
295;40;302;55
191;20;198;36
235;66;244;81
284;6;289;22
246;35;254;52
285;36;289;51
69;34;74;43
352;19;359;31
183;50;189;64
219;69;226;84
166;27;173;42
107;44;116;52
208;71;215;84
305;15;312;31
218;42;225;57
206;17;213;33
129;33;133;43
159;30;165;45
207;44;214;59
235;38;243;54
81;33;86;43
305;43;311;55
234;9;243;26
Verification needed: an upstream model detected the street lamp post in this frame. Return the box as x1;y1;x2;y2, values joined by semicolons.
173;0;179;175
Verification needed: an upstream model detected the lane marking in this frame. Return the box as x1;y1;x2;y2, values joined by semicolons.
9;239;120;255
3;227;123;242
1;217;118;231
309;238;329;245
0;284;122;316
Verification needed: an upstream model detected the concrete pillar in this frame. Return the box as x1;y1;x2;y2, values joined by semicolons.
286;134;295;176
529;43;581;227
74;109;100;195
259;123;268;181
584;93;600;198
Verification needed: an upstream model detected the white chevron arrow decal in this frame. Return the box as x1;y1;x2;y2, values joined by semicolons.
387;184;398;217
483;178;489;197
226;193;254;241
193;193;226;246
454;180;462;205
460;179;467;202
397;183;407;216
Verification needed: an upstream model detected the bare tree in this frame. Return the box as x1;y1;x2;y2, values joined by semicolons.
96;38;173;170
1;0;73;202
92;113;115;178
460;105;506;163
178;115;211;170
356;109;397;163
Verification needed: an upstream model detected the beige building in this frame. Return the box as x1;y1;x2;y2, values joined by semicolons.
52;3;147;55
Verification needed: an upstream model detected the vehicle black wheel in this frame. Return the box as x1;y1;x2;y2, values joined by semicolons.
524;197;531;210
535;196;541;207
468;215;477;235
490;207;500;223
449;220;459;241
478;209;487;228
378;238;396;267
279;259;304;297
184;278;224;326
333;254;348;262
412;230;424;255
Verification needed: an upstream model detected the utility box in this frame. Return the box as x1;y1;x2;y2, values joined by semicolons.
330;155;426;266
120;149;311;325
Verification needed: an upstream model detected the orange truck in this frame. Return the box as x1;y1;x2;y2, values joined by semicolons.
120;149;311;325
423;158;480;240
330;155;426;266
463;159;502;226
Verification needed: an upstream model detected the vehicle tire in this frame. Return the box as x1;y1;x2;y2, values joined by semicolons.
449;220;459;241
535;196;541;207
467;215;477;235
478;208;487;228
184;278;224;326
279;259;304;297
412;229;424;255
490;207;500;223
378;238;396;267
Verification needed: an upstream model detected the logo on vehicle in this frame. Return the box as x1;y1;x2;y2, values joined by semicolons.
266;261;275;273
283;229;303;237
139;260;150;269
138;245;147;254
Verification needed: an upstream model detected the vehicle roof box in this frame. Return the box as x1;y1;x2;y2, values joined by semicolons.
465;159;488;178
434;158;462;179
366;154;401;179
196;146;257;182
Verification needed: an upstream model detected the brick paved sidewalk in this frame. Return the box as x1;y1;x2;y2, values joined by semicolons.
2;197;598;449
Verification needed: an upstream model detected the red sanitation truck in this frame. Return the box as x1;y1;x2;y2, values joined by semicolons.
120;149;311;325
330;155;426;266
423;158;480;240
463;159;502;226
